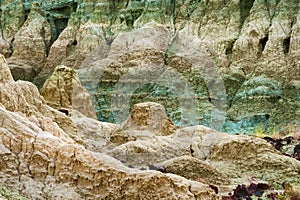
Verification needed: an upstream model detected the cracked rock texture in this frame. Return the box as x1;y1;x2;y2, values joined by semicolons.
1;0;299;133
40;65;96;119
1;53;300;198
0;54;220;199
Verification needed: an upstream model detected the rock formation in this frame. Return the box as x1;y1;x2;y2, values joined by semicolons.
1;0;299;133
40;65;96;119
1;53;300;198
0;0;300;198
7;2;51;82
0;54;221;199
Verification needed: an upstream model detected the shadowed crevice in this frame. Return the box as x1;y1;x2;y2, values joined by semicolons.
283;36;290;55
259;35;269;54
240;0;255;27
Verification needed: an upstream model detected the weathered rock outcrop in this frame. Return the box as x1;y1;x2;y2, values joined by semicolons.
0;53;220;199
0;55;81;143
7;2;51;81
107;123;300;189
1;52;300;199
40;65;96;119
122;102;176;136
162;156;231;186
1;0;299;133
0;55;13;83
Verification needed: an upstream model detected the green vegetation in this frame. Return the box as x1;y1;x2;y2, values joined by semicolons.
0;185;29;200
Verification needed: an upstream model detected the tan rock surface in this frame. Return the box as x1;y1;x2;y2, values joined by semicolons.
0;53;220;199
0;107;220;199
0;0;299;196
34;21;109;87
0;39;11;58
108;124;300;188
0;55;13;83
72;110;119;152
34;26;77;87
123;102;176;136
40;65;96;119
1;1;298;133
0;55;81;143
162;156;231;186
7;2;51;81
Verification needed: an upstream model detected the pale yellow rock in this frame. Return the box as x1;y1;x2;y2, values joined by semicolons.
37;26;77;85
108;124;300;188
0;58;81;143
109;23;170;59
40;65;96;119
0;54;14;83
123;102;176;135
35;21;108;86
72;110;119;152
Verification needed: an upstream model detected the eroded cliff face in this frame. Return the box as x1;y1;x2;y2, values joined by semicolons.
0;54;222;199
1;0;298;133
1;54;300;199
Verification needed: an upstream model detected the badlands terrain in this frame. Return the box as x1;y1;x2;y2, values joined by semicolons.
0;0;300;199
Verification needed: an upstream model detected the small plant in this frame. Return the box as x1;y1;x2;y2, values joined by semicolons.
0;185;29;200
254;123;266;138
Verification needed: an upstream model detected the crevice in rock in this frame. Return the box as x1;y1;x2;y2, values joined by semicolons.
170;0;176;24
259;35;269;54
283;36;290;55
40;27;50;57
48;1;78;46
53;17;69;40
264;0;276;21
72;39;77;46
9;38;14;56
225;39;236;61
0;7;3;39
24;10;29;22
164;29;178;65
240;0;255;27
188;184;194;197
225;44;233;57
190;144;194;156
